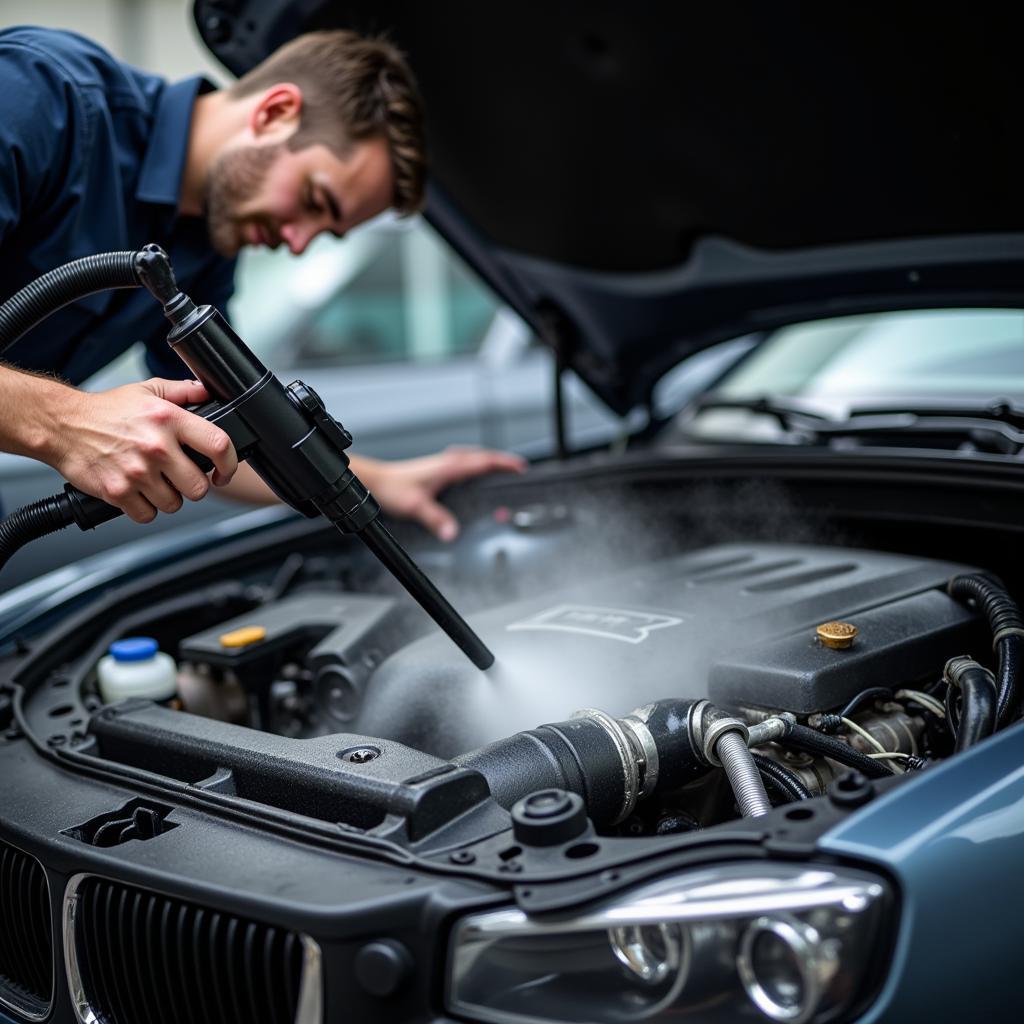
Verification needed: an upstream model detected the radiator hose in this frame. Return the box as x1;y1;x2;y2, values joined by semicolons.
456;698;774;826
948;573;1024;727
944;656;998;752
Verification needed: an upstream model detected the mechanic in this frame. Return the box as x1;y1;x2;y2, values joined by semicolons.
0;25;524;540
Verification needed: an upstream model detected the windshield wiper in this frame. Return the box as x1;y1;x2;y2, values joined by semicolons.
689;396;1024;455
688;396;828;431
844;399;1024;431
813;409;1024;455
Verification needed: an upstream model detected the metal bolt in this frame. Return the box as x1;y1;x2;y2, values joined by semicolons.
498;860;523;874
345;748;379;764
449;850;476;865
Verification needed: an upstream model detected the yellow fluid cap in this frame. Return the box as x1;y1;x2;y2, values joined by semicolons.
816;621;858;650
219;625;267;649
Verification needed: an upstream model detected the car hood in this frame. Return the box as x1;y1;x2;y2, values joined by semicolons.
193;3;1024;414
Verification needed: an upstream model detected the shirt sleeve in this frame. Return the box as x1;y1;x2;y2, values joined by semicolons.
0;35;80;247
142;255;237;379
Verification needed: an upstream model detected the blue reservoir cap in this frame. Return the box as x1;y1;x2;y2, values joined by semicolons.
109;637;159;662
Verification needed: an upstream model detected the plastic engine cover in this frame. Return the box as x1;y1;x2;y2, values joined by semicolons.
353;543;982;757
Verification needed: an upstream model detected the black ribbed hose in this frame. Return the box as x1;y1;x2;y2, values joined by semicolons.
751;752;813;802
948;574;1024;727
780;721;895;780
0;251;140;353
0;495;75;573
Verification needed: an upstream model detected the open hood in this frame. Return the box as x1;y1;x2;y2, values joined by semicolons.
194;3;1024;413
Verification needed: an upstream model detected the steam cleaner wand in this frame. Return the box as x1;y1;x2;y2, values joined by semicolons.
0;245;494;670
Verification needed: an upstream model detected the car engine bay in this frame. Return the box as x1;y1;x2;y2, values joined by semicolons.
4;459;1024;1024
9;465;1020;852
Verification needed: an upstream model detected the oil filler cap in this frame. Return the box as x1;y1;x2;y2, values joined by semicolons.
815;621;858;650
219;626;267;649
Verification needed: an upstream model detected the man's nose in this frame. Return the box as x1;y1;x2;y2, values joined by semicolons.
279;222;319;255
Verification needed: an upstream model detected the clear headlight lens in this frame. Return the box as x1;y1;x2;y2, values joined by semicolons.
447;863;890;1023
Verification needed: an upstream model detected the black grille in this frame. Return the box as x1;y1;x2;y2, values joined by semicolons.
74;878;307;1024
0;839;53;1013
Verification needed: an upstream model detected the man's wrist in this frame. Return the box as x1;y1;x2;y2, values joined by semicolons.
0;367;82;465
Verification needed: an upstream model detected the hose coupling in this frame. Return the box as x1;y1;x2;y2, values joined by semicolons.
692;702;749;768
944;655;990;689
746;714;794;748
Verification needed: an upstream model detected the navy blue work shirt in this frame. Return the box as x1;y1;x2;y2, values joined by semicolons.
0;26;236;384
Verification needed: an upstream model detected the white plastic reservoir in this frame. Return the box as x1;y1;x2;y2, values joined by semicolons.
97;637;177;704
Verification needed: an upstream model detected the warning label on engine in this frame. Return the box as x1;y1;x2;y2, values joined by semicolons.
507;605;686;644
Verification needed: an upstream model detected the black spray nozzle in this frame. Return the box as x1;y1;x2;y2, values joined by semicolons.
135;244;197;326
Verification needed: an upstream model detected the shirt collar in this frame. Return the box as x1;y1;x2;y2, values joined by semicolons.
136;76;214;207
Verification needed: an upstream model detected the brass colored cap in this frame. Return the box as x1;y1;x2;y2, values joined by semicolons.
219;625;267;649
816;621;858;650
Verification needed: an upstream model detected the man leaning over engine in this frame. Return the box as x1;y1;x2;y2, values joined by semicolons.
0;26;524;539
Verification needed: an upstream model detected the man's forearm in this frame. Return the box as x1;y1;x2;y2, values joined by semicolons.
0;363;80;464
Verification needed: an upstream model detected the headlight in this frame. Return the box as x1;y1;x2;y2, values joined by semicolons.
447;863;890;1023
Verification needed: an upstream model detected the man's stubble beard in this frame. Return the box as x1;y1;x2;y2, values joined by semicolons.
204;142;285;257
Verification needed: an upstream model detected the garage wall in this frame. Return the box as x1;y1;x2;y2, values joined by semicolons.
0;0;227;82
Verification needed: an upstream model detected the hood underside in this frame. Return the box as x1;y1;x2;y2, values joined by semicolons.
194;2;1024;412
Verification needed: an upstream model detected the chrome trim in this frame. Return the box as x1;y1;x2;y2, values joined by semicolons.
572;707;638;823
63;874;102;1024
64;873;324;1024
737;914;837;1024
0;837;54;1022
295;935;325;1024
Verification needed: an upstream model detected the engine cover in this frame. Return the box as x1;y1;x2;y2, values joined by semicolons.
353;542;982;757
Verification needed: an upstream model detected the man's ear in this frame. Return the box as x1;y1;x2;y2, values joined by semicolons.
250;83;303;139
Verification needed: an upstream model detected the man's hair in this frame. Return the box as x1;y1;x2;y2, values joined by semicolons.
229;30;426;215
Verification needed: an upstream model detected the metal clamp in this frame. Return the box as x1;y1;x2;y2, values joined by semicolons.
621;713;660;800
573;708;640;824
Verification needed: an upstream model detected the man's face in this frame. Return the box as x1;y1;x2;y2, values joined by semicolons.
204;135;395;257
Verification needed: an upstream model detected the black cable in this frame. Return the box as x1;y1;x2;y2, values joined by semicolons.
780;722;895;780
751;752;813;802
836;687;893;722
949;574;1024;726
0;251;139;353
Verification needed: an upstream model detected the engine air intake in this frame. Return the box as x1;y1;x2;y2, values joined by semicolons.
0;838;53;1020
66;876;320;1024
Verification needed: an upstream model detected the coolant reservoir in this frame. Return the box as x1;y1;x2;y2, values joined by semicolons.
97;637;177;704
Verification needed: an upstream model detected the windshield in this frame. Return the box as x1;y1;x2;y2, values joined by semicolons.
714;309;1024;411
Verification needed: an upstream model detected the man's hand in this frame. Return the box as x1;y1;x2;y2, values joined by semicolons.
45;378;237;523
351;447;527;541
